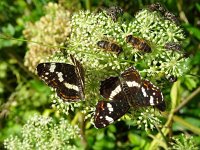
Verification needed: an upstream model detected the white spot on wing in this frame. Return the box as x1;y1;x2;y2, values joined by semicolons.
109;85;121;100
64;83;79;91
141;87;148;97
161;93;164;100
105;116;114;123
150;96;154;105
49;63;56;72
126;81;140;88
107;103;114;112
57;72;64;82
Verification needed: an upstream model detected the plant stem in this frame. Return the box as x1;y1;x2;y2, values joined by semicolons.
173;115;200;135
174;86;200;113
85;0;91;10
79;113;87;149
149;111;174;149
71;112;87;148
177;0;189;23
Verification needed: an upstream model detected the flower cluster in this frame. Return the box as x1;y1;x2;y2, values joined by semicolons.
24;3;189;131
129;108;162;131
169;133;198;150
52;7;188;115
4;115;80;150
23;2;71;73
123;9;187;79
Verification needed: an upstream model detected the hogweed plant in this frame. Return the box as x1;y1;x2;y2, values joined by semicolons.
4;115;80;150
4;2;194;150
50;6;188;127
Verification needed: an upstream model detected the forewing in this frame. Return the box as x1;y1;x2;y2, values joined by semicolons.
121;67;141;94
36;62;82;101
100;76;121;100
70;55;85;99
70;55;85;86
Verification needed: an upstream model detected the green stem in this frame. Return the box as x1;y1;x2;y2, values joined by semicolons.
173;115;200;135
149;81;180;149
71;112;80;126
71;112;87;148
174;86;200;113
177;0;189;23
85;0;91;10
0;33;139;66
79;113;87;149
149;83;200;149
149;112;173;150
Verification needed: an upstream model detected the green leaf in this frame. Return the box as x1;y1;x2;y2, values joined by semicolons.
128;133;144;145
170;80;180;109
2;24;15;35
183;76;198;90
93;138;115;150
195;3;200;12
184;117;200;127
184;25;200;40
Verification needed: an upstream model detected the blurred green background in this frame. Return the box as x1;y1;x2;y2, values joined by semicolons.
0;0;200;149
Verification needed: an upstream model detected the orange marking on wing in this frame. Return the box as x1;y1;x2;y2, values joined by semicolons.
100;102;105;110
59;92;79;100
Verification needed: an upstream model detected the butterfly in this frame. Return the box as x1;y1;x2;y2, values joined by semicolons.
94;67;166;128
36;55;85;101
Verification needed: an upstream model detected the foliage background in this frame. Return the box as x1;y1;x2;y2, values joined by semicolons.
0;0;200;149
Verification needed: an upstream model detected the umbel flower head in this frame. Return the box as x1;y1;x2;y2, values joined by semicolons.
4;115;80;150
169;133;198;150
31;5;189;129
23;2;71;73
66;8;187;81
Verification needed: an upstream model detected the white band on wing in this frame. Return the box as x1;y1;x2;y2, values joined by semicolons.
64;82;79;91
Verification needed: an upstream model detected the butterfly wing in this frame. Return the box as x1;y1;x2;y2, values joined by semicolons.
135;80;166;111
100;67;141;101
121;67;141;97
95;76;130;128
36;62;83;101
100;76;121;100
70;55;85;100
94;98;130;128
